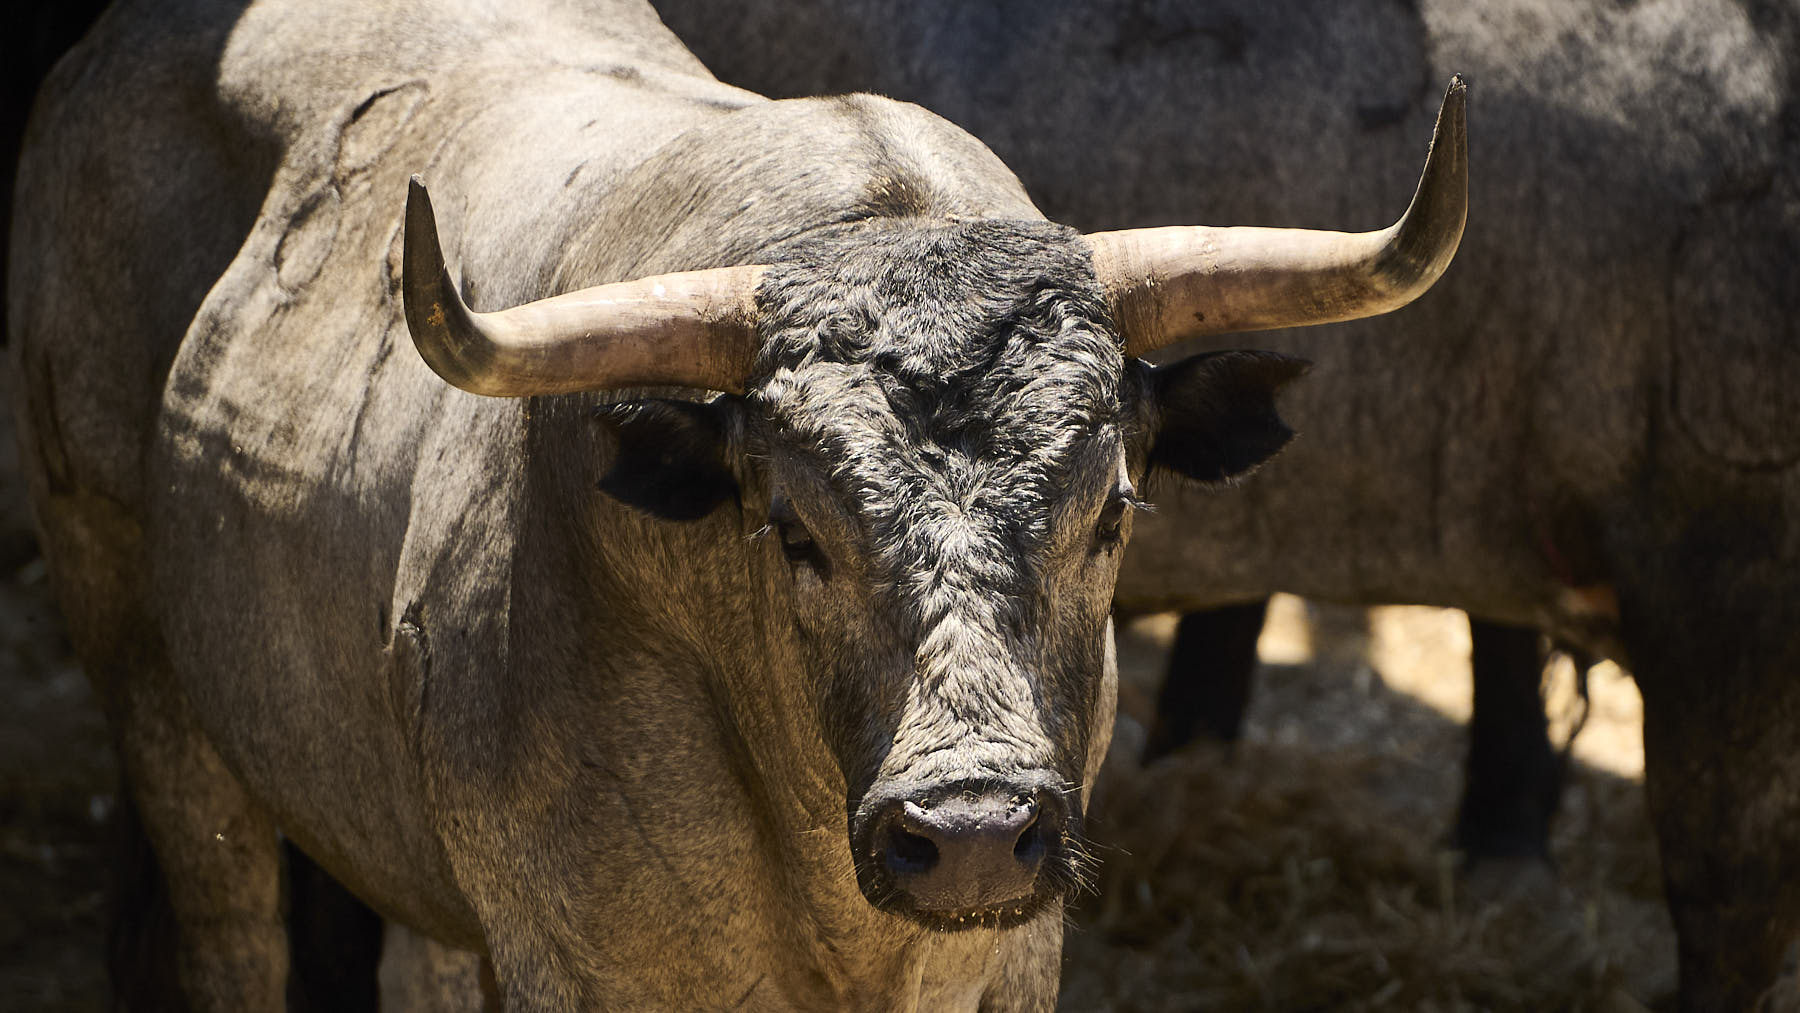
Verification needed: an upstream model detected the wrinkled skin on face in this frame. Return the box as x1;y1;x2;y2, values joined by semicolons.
601;216;1304;934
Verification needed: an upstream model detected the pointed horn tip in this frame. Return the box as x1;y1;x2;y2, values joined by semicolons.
404;175;436;239
1436;76;1468;142
1435;76;1467;132
1419;74;1468;196
400;170;486;392
401;175;445;321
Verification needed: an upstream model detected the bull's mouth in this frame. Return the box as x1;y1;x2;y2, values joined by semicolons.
848;776;1086;932
858;883;1065;933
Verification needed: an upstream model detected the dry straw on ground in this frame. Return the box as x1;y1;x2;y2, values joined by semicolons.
1058;604;1675;1012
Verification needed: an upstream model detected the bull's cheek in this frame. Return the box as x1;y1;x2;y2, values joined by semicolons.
817;653;916;800
1080;619;1120;807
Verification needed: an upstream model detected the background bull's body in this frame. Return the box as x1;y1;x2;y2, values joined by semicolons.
659;0;1792;677
653;0;1800;1006
10;0;1109;1006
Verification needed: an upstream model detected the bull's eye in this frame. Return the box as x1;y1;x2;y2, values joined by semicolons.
770;495;828;577
779;519;816;562
1093;495;1128;551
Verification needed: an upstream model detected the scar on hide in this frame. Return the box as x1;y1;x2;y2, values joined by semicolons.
273;187;342;292
335;81;428;181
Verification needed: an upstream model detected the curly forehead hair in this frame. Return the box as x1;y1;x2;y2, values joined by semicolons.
752;217;1126;444
747;218;1132;601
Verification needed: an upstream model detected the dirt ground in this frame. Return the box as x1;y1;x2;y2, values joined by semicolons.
0;365;1673;1009
0;372;116;1012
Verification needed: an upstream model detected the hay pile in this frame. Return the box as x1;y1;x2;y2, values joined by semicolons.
1058;607;1675;1012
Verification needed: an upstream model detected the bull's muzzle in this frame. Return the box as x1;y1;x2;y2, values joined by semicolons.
852;771;1077;930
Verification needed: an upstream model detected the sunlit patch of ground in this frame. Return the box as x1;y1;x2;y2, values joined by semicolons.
1357;602;1642;780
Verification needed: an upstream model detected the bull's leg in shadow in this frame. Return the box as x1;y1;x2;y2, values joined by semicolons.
106;793;187;1011
1625;551;1800;1010
1142;601;1268;760
107;805;382;1012
105;647;289;1009
1453;619;1563;863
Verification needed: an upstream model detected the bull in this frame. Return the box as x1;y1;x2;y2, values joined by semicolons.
652;0;1800;1007
7;0;1465;1007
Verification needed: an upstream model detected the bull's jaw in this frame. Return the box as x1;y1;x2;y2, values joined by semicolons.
795;903;1067;1013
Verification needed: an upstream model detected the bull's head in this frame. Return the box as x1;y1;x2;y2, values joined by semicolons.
402;81;1465;931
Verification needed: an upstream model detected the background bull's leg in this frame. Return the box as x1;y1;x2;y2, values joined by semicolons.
106;792;189;1012
285;842;382;1012
1453;618;1561;863
281;862;500;1012
1611;485;1800;1010
1150;603;1569;864
1629;595;1800;1009
1142;601;1268;761
378;922;494;1012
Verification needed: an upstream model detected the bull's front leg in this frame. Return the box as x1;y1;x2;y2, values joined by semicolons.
112;662;289;1009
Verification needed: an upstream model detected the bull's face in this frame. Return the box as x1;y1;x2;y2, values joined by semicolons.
750;221;1134;930
596;219;1306;930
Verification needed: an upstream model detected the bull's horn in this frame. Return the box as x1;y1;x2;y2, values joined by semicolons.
402;176;765;396
1088;75;1468;358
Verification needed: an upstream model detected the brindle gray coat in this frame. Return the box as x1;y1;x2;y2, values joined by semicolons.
7;0;1353;1007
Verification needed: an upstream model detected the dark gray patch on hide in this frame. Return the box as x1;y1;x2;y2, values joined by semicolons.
1668;174;1800;470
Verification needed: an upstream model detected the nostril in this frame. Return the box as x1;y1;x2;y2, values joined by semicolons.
887;824;939;875
1012;812;1045;864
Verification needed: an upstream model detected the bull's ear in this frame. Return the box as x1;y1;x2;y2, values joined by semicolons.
1149;350;1311;483
596;399;739;520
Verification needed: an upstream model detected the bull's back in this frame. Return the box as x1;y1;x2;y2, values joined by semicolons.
9;1;280;521
10;0;716;503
